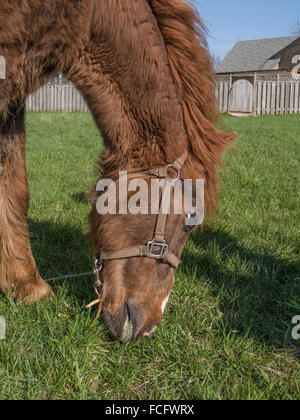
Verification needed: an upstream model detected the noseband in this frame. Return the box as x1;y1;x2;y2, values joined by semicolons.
95;151;189;270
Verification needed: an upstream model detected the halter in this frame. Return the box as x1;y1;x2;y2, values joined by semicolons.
88;151;189;319
97;151;188;267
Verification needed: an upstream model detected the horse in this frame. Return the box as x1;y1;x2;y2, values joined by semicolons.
0;0;235;341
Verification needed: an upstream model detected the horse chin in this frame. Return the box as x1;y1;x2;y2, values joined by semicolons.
142;326;158;337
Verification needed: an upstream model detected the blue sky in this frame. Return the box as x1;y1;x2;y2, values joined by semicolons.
195;0;300;59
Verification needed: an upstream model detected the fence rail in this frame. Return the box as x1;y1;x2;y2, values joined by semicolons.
216;74;300;115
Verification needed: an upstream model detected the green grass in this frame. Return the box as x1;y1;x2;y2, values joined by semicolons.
0;112;299;400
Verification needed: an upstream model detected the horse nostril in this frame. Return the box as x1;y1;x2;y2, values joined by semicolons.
126;302;131;322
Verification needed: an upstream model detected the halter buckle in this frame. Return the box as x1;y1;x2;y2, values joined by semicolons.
147;240;169;259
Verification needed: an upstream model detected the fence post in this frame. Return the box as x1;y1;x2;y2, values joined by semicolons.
253;73;257;115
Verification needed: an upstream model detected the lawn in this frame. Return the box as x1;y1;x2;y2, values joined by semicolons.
0;112;299;400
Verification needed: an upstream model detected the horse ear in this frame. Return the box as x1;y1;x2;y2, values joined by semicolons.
87;185;98;204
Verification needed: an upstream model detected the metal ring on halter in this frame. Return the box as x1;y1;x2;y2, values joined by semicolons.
93;257;103;296
166;164;181;181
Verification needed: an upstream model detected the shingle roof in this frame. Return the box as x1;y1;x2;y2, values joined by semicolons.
216;36;299;73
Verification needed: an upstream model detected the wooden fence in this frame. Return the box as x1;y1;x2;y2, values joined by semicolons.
26;75;300;115
216;74;300;115
26;83;89;112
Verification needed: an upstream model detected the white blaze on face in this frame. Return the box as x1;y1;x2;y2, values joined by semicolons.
161;294;170;314
161;275;174;314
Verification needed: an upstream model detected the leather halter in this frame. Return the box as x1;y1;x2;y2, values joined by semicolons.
96;151;189;270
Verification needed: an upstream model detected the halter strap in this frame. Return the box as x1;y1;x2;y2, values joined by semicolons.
100;244;180;268
97;151;189;269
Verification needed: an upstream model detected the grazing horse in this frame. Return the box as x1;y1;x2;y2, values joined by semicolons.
0;0;235;341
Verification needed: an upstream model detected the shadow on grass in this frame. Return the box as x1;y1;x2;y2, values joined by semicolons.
182;226;300;350
28;219;299;350
71;192;89;204
28;219;94;307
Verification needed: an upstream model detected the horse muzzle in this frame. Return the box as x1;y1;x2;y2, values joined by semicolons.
102;300;159;342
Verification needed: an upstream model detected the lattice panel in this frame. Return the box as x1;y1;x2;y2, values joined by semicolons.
279;74;299;82
216;75;231;82
256;73;278;82
256;73;298;82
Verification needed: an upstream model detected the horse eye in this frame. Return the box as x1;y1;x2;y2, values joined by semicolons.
184;212;196;231
185;211;196;220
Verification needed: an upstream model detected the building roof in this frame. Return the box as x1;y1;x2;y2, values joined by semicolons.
217;36;300;73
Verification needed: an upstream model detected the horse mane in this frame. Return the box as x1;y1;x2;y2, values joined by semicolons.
148;0;236;213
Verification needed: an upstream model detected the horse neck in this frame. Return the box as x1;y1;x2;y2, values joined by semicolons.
66;0;188;174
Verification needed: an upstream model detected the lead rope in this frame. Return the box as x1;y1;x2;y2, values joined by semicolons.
85;258;104;322
46;258;104;322
46;271;95;283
